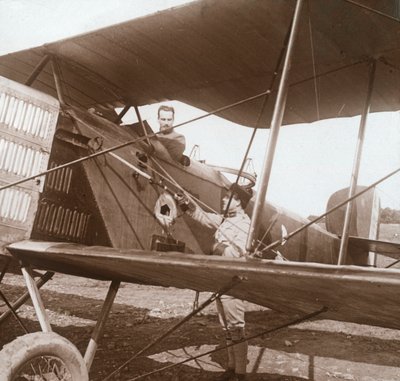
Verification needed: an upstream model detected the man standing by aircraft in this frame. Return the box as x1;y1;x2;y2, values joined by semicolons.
156;105;186;163
177;183;252;381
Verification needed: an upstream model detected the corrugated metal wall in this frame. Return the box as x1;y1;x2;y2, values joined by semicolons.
0;76;59;248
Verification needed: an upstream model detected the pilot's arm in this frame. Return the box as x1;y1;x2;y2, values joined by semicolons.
176;194;222;229
176;194;245;257
214;212;250;258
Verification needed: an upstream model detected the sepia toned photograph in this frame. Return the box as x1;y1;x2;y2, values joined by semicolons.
0;1;399;380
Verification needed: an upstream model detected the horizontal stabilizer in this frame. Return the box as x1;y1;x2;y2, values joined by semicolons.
348;236;400;257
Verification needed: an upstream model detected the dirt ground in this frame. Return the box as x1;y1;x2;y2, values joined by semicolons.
1;272;400;381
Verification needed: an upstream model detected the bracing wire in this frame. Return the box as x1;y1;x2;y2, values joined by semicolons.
123;307;327;381
344;0;400;23
0;86;272;193
376;186;400;209
307;0;320;120
148;157;257;255
56;110;273;254
223;18;294;218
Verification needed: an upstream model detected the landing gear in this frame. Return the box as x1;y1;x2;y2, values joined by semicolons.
0;332;88;381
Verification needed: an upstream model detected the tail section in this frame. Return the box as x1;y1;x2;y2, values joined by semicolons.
325;186;381;265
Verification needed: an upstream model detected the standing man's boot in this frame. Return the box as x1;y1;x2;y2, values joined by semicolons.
216;338;236;380
233;340;248;381
216;368;235;381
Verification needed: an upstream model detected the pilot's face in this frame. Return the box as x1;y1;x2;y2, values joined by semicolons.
158;110;174;134
222;192;241;213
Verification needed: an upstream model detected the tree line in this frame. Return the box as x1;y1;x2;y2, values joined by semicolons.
380;207;400;224
307;207;400;225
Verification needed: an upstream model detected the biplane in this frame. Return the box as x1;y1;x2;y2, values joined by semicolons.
0;0;399;379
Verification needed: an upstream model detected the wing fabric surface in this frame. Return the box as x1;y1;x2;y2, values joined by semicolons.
6;240;400;330
0;0;399;126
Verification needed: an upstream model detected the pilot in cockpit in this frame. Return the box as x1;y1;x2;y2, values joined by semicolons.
156;105;187;164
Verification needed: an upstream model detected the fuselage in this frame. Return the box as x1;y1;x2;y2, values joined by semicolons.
0;76;358;268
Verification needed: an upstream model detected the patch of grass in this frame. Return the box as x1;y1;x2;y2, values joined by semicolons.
379;224;400;242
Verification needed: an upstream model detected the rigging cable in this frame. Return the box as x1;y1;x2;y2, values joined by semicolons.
61;111;272;253
0;85;273;193
260;166;400;253
123;307;327;381
223;18;295;218
0;56;370;195
307;0;320;120
102;276;244;381
0;102;272;252
148;157;253;255
344;0;400;23
376;186;400;209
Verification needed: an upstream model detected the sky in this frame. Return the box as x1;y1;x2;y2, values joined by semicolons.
0;0;399;218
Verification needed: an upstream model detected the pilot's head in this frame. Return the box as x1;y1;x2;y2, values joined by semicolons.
222;183;252;213
158;105;175;134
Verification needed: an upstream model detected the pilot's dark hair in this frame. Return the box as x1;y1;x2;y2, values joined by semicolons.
158;105;175;118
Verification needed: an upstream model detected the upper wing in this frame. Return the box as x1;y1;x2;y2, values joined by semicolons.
6;240;400;330
0;0;399;126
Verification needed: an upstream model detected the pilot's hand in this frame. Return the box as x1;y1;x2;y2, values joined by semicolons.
175;193;190;212
212;242;228;256
144;142;155;155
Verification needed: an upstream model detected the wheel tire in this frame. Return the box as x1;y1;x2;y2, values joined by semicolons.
0;332;88;381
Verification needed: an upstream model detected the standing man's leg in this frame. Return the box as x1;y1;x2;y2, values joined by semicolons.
216;298;236;379
217;296;248;380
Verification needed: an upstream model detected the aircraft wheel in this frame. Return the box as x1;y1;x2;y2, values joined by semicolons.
0;332;88;381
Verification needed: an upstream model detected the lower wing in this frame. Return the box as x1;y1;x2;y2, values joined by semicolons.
5;240;400;330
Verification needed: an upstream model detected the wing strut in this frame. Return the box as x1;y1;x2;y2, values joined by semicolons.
51;56;67;105
0;271;53;327
134;105;154;150
115;104;131;123
260;166;400;254
84;280;120;371
21;266;52;332
337;60;377;265
224;13;294;217
246;0;305;253
25;54;50;86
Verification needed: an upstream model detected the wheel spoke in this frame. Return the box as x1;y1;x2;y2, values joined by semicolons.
0;332;88;381
13;356;70;380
